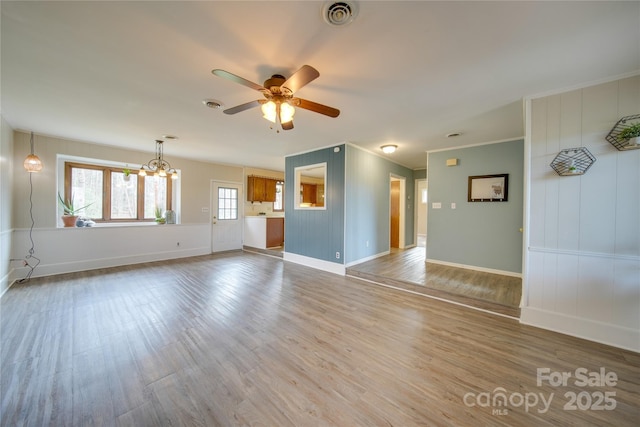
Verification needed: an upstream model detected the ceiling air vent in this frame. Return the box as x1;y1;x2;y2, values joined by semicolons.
323;1;357;26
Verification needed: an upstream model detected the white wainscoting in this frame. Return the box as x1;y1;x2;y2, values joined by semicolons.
9;223;212;282
522;247;639;352
1;229;13;298
523;75;640;352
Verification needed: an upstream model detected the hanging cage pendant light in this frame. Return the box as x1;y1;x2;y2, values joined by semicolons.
23;132;43;173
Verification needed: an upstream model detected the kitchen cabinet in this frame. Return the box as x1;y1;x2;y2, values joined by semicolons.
247;176;277;202
244;216;284;249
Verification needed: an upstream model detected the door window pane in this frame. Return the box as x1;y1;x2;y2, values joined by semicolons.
111;172;138;218
218;187;238;220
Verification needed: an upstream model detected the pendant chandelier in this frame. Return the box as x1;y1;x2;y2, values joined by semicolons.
23;132;43;173
138;139;178;179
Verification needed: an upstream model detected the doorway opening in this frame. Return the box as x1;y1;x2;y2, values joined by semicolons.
415;179;427;248
389;175;406;249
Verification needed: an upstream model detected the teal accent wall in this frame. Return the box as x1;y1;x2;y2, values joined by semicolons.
285;145;345;263
345;145;415;264
427;140;524;273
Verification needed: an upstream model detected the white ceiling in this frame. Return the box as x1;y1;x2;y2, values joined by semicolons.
2;1;639;171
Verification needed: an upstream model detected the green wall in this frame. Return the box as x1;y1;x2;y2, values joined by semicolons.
427;140;524;273
345;145;415;264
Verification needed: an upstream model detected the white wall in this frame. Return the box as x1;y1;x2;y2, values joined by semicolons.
9;131;244;281
522;75;640;352
0;117;14;296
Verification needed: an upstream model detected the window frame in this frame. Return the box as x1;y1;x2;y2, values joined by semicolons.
273;181;284;212
64;161;173;223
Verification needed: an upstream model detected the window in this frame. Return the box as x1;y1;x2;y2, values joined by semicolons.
218;187;238;220
64;162;173;222
274;181;284;212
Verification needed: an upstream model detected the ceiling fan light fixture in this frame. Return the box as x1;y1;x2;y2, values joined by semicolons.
280;102;295;123
261;101;277;123
381;144;397;154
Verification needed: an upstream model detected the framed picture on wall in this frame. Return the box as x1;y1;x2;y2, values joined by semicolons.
468;174;508;202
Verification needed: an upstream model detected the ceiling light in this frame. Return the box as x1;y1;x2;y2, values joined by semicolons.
280;102;295;123
261;101;277;123
381;144;397;154
23;132;43;173
202;99;223;109
139;140;178;180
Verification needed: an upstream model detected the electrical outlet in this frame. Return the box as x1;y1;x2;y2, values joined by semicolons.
335;252;340;259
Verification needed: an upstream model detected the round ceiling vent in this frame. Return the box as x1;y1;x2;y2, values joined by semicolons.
323;1;357;26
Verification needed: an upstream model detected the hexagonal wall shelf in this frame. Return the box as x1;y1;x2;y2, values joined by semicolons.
606;114;640;151
550;147;596;176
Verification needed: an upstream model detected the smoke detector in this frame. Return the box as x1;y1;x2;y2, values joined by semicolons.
323;1;357;26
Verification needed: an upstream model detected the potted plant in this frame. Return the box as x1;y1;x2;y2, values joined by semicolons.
154;206;166;224
122;166;132;181
58;193;93;227
618;122;640;147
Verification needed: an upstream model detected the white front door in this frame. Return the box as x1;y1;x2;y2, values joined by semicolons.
211;181;243;252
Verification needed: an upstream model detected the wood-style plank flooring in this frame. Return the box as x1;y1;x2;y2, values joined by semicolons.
347;246;522;317
1;252;638;426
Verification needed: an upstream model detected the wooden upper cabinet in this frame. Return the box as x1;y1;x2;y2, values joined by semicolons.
301;183;317;204
247;176;277;202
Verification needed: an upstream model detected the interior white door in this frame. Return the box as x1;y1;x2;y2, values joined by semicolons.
211;181;243;252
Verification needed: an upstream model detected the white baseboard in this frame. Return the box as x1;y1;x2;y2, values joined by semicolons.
8;247;211;281
426;258;522;278
345;250;390;268
520;307;640;353
283;252;346;276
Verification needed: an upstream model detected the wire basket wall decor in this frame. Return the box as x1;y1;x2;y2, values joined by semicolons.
605;114;640;151
550;147;596;176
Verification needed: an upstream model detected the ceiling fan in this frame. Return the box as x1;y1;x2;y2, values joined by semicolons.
212;65;340;131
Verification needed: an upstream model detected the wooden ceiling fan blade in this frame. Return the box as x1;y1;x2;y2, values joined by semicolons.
281;120;294;131
295;98;340;118
282;65;320;94
212;69;265;92
223;100;262;115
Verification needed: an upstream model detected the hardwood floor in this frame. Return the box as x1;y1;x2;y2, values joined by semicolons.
347;246;522;318
1;252;638;426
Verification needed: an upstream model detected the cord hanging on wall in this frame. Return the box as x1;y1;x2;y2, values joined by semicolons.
550;147;596;176
16;132;42;282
